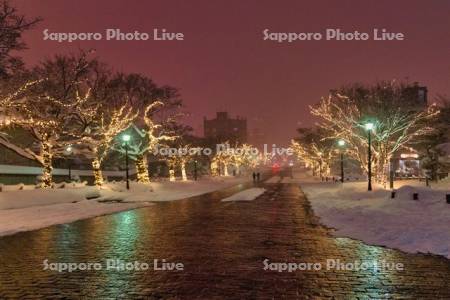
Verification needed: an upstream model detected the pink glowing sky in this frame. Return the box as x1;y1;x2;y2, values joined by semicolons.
13;0;450;145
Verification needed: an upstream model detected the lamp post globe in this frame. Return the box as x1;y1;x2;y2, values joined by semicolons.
338;140;345;183
365;122;374;131
122;134;131;143
65;145;73;181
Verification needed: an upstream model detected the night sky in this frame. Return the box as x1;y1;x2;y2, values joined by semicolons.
13;0;450;145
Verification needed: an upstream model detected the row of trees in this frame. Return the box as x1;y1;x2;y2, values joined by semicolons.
0;55;264;187
0;2;264;187
210;143;260;177
292;81;449;184
0;51;185;187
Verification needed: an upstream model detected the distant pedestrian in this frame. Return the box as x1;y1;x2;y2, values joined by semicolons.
252;172;256;182
256;172;260;182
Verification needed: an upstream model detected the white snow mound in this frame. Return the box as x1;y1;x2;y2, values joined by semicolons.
221;188;266;202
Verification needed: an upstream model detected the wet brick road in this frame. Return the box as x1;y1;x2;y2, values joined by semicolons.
0;182;449;299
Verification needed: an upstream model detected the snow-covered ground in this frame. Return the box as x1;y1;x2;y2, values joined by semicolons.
221;188;266;202
105;177;248;202
0;176;248;237
0;164;135;177
290;170;450;258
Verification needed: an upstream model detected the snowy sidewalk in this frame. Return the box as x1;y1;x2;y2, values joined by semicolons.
293;171;450;258
0;176;248;237
221;188;266;202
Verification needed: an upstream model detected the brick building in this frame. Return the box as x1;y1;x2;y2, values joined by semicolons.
203;112;247;143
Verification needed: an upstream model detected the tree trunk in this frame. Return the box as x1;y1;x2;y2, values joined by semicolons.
92;158;104;186
169;169;176;181
223;163;229;176
234;163;240;175
211;161;219;176
136;154;150;183
376;144;390;186
40;141;53;188
181;162;187;181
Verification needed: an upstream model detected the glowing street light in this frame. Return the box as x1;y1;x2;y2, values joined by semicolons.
338;140;345;183
65;145;73;181
365;122;375;191
122;134;131;190
122;134;131;143
364;122;374;131
194;160;198;181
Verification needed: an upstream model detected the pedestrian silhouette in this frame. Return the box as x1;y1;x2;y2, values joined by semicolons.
256;172;260;182
252;172;256;182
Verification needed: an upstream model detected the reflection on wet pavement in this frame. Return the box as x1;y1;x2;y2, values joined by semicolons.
0;182;449;299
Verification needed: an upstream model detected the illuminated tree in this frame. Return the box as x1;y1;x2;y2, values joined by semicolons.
63;60;170;186
259;152;274;167
76;105;138;186
212;142;234;176
107;71;182;183
310;81;439;184
0;53;94;187
166;155;178;181
230;143;259;174
416;96;450;180
0;79;41;127
0;80;51;184
291;127;336;176
210;159;219;176
174;145;200;181
112;101;178;183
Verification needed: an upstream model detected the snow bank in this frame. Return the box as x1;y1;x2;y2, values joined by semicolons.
53;181;88;189
0;176;249;236
137;177;248;202
0;187;103;210
0;181;89;192
0;164;135;176
0;183;32;192
221;188;266;202
0;200;149;237
298;174;450;258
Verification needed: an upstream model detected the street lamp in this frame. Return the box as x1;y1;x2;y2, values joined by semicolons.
194;160;198;181
65;146;73;181
122;134;131;190
337;140;345;183
365;122;374;191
